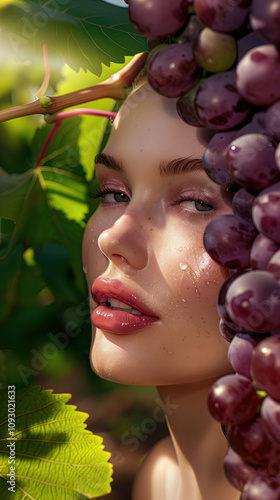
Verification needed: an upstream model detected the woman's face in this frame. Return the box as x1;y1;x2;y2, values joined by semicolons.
82;83;233;386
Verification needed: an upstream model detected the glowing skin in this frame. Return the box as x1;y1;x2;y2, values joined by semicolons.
82;83;232;387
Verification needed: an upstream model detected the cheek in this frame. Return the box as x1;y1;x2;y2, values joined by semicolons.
82;213;108;285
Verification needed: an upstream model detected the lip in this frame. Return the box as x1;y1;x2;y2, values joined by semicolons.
91;278;159;334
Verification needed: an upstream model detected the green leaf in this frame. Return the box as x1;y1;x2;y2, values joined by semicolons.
0;167;88;293
0;386;112;498
0;0;147;74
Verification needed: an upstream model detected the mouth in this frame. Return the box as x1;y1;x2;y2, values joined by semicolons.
91;278;159;334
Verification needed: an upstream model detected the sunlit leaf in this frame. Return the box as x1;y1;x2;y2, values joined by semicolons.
0;0;146;74
0;386;112;498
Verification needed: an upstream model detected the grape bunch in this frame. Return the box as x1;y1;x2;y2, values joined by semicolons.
126;0;280;498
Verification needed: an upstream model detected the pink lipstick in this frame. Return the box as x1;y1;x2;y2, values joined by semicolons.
91;278;159;334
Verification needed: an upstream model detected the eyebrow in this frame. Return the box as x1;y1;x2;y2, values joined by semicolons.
95;153;203;177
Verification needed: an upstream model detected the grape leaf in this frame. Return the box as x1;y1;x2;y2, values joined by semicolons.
0;165;88;293
0;0;147;75
0;386;112;499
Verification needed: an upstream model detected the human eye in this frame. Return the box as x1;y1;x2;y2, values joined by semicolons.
176;196;214;213
90;187;130;204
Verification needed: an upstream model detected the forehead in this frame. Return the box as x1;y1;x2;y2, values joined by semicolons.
104;83;213;163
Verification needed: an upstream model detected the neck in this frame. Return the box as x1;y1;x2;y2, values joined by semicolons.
157;380;238;500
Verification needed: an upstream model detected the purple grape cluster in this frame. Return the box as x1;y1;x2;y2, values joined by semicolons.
126;0;280;498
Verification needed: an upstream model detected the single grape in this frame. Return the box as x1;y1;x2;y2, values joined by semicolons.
241;474;280;500
203;214;258;269
250;234;279;271
228;333;260;379
261;396;280;447
268;249;280;280
225;270;280;333
236;111;267;137
235;45;280;107
193;27;237;73
128;0;189;39
218;272;249;333
176;80;205;127
276;142;280;171
194;0;251;33
227;416;280;466
148;43;200;98
237;32;266;61
223;447;261;492
219;319;237;342
207;373;259;425
252;183;280;245
177;14;204;45
265;101;280;142
232;188;255;224
226;133;279;191
202;130;238;187
250;0;280;48
195;70;250;130
251;334;280;402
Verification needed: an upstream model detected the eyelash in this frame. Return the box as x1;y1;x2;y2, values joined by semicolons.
89;187;130;203
90;188;214;213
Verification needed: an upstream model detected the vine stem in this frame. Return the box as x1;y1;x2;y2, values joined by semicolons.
45;108;117;124
35;45;50;98
36;121;62;168
0;52;148;124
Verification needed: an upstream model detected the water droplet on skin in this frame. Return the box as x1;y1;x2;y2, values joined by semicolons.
206;281;218;288
177;247;183;252
195;287;201;298
179;262;188;270
83;265;88;274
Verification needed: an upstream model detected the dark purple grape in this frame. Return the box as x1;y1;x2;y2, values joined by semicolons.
250;0;280;48
148;43;200;97
236;45;280;107
128;0;189;39
219;319;237;342
177;14;204;45
228;333;260;379
241;474;280;500
225;270;280;333
207;373;259;425
251;334;280;401
261;396;280;447
195;70;250;130
226;133;280;191
232;188;255;224
203;214;258;269
194;0;251;33
223;447;261;492
176;80;205;126
268;249;280;280
193;27;237;73
276;142;280;171
202;130;238;187
250;234;279;270
236;111;267;137
265;101;280;142
218;272;249;333
227;416;280;466
252;183;280;245
237;32;266;61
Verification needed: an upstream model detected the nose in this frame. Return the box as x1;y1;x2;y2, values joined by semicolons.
98;211;149;271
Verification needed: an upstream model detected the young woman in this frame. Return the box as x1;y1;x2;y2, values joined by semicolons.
82;81;238;500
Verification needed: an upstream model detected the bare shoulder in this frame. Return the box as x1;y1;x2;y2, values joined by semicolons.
132;437;179;500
